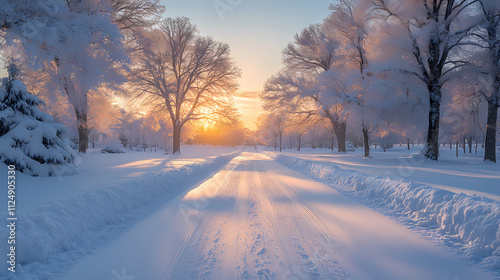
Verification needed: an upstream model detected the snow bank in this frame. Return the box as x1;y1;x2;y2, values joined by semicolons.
0;151;240;277
267;152;500;270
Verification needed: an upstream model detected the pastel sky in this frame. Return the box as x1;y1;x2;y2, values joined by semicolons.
161;0;333;129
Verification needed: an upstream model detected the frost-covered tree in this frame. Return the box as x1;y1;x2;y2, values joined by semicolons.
111;0;165;48
0;0;164;154
438;78;485;151
290;112;318;151
281;24;350;152
327;0;372;157
116;109;141;150
475;0;500;162
0;0;128;153
132;17;241;154
371;0;480;160
0;65;77;176
256;112;287;150
258;110;291;152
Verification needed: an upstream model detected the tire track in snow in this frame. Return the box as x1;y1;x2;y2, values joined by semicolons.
254;158;350;279
162;155;243;280
262;166;376;280
233;158;286;280
165;152;356;279
166;154;289;279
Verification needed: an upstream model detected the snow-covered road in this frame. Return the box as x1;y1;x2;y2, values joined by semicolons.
58;152;494;280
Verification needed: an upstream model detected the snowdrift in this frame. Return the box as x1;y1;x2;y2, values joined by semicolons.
0;151;240;277
268;153;500;271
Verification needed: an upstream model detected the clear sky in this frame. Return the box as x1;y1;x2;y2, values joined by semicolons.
161;0;333;129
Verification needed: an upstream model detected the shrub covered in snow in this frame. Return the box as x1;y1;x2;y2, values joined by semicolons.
346;141;356;152
0;71;78;176
100;139;126;153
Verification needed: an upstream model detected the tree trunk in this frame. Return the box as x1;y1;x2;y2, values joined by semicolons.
279;131;283;152
424;88;441;160
407;138;410;150
484;13;499;163
297;136;301;151
173;125;182;154
65;76;89;154
463;137;466;154
468;137;472;154
75;110;88;153
326;113;347;153
335;121;347;152
484;98;498;162
362;127;369;158
456;141;459;157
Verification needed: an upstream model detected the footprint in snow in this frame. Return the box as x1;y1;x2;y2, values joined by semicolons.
257;247;266;255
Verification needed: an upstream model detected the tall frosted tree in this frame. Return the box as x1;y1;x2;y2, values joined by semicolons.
0;0;125;153
280;24;350;152
328;0;371;157
371;0;479;160
132;17;241;154
477;0;500;162
0;0;164;153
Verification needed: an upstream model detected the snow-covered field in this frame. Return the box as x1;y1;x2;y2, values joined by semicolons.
0;145;240;279
1;145;498;279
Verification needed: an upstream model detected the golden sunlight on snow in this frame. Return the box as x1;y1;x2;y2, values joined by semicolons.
113;158;166;168
113;158;207;170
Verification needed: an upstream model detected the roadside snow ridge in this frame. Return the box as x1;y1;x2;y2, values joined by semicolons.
268;152;500;272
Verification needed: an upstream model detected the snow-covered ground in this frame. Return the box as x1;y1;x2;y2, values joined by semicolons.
266;150;500;273
276;145;500;200
1;145;240;213
1;146;498;279
0;145;240;279
265;146;500;274
54;152;494;280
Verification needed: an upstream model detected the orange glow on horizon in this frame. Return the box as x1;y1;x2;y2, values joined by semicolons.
234;91;263;131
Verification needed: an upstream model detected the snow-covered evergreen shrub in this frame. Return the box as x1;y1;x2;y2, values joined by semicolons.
346;141;356;152
100;139;126;153
0;70;78;176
